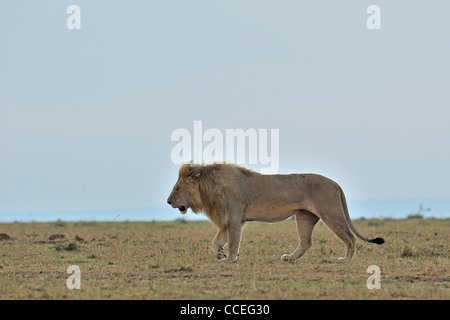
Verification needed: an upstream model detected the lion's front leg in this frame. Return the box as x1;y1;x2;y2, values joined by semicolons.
225;222;242;262
212;228;227;260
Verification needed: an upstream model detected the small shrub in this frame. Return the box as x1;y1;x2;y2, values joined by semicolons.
401;245;416;258
54;240;78;251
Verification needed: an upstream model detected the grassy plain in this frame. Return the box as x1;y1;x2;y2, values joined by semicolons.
0;218;448;299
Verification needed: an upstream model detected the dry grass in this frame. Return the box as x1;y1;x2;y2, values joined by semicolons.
0;218;448;299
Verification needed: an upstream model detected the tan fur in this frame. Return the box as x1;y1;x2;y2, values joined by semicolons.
167;163;384;262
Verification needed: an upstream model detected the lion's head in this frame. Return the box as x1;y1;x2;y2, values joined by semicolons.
167;163;251;227
167;164;204;214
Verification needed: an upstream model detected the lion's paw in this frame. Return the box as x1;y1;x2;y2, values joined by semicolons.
219;257;237;263
281;254;295;262
216;248;227;260
337;257;350;262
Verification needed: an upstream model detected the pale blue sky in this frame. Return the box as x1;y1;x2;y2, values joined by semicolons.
1;1;449;219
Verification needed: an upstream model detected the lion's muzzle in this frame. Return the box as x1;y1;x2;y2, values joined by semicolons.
167;200;188;214
178;206;187;214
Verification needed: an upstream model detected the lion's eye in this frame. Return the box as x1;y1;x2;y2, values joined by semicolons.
175;187;180;191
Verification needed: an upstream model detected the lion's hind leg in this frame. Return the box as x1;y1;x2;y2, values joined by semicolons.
281;210;319;262
320;213;356;260
336;228;356;261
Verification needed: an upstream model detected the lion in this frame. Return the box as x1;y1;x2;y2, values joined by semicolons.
167;163;384;262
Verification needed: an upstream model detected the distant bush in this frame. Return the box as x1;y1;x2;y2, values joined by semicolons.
407;213;423;219
407;203;430;219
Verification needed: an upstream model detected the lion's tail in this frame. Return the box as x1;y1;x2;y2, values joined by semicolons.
339;186;385;245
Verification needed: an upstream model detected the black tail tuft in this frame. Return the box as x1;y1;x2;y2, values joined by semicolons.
370;237;385;245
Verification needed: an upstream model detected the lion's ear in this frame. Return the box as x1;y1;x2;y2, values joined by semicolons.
189;168;201;183
180;164;201;182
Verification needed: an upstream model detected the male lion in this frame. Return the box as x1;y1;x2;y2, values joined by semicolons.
167;163;384;262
